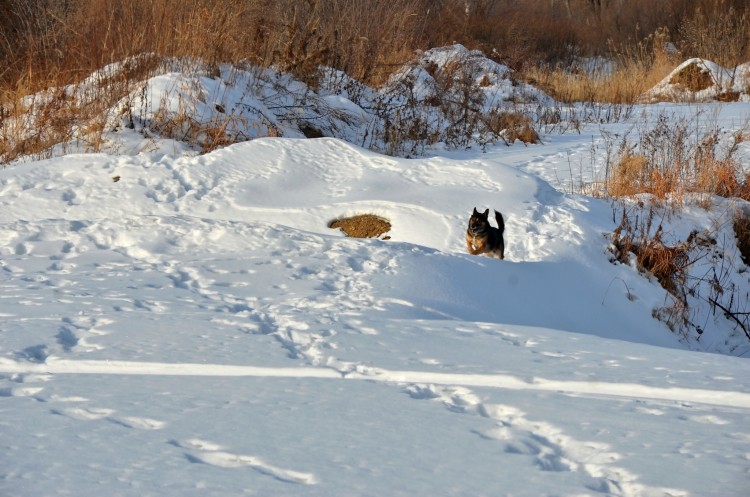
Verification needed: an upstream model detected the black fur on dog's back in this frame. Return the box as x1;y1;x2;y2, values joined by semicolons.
466;207;505;259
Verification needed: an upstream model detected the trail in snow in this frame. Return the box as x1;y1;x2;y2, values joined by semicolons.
2;358;749;409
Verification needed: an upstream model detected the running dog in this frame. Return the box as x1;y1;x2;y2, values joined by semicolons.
466;207;505;259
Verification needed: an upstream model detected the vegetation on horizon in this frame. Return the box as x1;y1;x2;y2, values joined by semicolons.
2;0;749;98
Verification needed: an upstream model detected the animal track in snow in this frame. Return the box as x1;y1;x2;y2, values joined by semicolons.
405;383;687;497
0;385;45;397
173;438;318;485
55;315;110;353
51;405;167;430
52;406;115;421
109;416;167;430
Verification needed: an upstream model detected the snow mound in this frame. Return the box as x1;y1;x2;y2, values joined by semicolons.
641;58;750;102
388;44;552;107
3;45;552;164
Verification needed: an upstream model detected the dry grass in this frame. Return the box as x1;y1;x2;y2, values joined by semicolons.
2;0;747;101
482;110;540;145
611;202;750;340
609;206;698;334
610;207;695;298
0;0;435;161
607;152;651;197
601;113;750;208
670;63;713;92
522;26;679;104
329;215;391;239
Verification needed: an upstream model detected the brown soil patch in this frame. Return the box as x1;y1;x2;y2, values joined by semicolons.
670;63;713;92
329;214;391;239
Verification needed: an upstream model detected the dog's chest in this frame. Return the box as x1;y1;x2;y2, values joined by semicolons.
467;231;487;251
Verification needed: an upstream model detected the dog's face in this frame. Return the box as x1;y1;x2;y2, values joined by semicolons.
468;208;490;236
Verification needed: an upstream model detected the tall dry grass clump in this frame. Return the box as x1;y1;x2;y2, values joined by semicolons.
610;207;691;298
679;2;750;68
522;27;679;104
0;0;433;94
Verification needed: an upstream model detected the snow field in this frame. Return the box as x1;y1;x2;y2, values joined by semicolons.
1;121;750;495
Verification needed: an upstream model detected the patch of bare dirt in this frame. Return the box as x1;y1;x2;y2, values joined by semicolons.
329;214;391;239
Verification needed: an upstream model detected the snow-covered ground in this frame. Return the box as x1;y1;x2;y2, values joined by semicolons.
2;50;750;496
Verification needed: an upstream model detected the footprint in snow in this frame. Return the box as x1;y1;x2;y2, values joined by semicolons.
172;438;318;485
52;406;115;421
51;405;166;430
406;383;684;496
109;416;167;430
0;385;45;397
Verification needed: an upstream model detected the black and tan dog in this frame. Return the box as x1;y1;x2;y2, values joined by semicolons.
466;207;505;259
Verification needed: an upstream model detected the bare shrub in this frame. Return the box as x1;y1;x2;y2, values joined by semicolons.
610;203;750;343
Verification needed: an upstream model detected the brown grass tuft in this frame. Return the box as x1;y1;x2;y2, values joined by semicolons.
483;110;540;145
611;208;694;297
608;152;650;197
670;63;713;92
329;214;391;239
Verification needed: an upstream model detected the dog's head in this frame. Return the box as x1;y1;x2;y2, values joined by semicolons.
468;207;490;235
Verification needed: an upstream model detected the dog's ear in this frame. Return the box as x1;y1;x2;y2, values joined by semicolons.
472;207;479;215
482;208;489;218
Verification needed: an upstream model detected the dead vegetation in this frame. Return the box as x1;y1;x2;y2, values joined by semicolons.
670;63;714;92
609;204;750;343
483;111;540;145
600;109;750;344
0;0;747;161
329;215;391;239
610;207;696;299
601;112;750;208
2;0;749;105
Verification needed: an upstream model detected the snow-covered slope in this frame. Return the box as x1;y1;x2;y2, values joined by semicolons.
2;130;750;496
